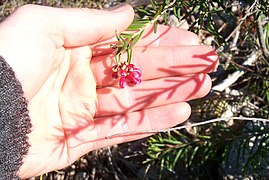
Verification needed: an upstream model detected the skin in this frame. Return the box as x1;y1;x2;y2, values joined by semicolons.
0;4;218;178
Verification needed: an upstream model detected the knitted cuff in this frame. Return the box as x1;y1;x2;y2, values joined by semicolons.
0;56;32;179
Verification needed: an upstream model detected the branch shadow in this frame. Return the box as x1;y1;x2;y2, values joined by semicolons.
48;75;207;163
158;50;218;76
48;27;215;161
97;73;207;127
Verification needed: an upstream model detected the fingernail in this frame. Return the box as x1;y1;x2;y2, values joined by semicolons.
105;3;127;12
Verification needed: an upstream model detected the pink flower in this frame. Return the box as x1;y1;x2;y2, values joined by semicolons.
111;63;142;88
127;69;142;85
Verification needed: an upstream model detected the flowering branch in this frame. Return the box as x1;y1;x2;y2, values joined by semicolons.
110;0;177;88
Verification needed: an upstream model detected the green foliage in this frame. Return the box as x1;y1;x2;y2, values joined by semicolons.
144;130;222;178
144;120;269;178
113;19;150;65
248;66;269;118
223;121;269;175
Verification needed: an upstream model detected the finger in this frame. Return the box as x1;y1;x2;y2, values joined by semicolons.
67;102;191;154
91;25;200;56
95;73;211;117
92;102;191;149
15;4;134;47
92;45;218;86
54;4;134;46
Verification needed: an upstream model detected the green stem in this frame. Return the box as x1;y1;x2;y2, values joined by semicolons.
129;0;176;40
114;0;177;65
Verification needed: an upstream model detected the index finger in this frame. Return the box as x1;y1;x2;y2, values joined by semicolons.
91;25;200;56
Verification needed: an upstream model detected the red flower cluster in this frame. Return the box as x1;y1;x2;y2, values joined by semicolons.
112;63;142;88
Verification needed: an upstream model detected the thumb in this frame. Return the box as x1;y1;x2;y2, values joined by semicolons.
12;4;134;47
54;4;135;47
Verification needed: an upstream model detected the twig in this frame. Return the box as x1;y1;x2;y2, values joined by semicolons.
257;13;269;58
212;50;258;92
230;27;240;50
107;147;120;180
0;0;8;17
105;116;269;139
225;0;258;42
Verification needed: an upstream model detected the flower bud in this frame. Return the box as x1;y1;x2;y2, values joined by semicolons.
119;77;126;88
112;72;118;79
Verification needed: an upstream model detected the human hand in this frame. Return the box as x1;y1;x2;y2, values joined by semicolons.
0;4;218;178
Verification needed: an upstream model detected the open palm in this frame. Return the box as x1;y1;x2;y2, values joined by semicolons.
0;4;218;178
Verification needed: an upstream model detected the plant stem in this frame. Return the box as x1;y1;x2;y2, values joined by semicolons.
128;0;176;40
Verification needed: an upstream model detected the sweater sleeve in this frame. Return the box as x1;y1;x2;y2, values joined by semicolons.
0;56;32;180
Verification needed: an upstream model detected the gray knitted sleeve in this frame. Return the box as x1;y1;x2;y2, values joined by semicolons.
0;56;32;180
